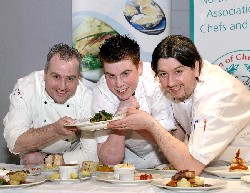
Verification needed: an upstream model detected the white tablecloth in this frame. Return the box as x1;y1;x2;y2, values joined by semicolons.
0;163;249;193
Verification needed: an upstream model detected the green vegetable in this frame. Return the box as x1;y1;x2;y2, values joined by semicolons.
0;178;7;185
90;110;113;122
81;53;102;71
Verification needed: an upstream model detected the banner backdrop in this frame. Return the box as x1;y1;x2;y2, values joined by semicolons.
72;0;171;82
191;0;250;89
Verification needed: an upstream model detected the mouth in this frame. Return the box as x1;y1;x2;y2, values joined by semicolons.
115;88;128;94
168;85;182;97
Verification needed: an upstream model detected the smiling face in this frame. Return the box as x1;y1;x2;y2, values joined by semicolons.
104;60;143;101
44;53;80;104
157;58;199;101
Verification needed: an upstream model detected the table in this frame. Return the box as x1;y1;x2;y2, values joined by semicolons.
0;164;249;193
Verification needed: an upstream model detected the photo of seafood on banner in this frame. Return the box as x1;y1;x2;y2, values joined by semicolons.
72;0;171;82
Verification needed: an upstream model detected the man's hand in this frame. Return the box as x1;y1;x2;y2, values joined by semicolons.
117;96;140;114
53;116;78;136
21;152;47;165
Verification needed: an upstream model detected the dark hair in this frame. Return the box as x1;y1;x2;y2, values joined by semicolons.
45;43;82;73
151;35;202;75
99;34;140;67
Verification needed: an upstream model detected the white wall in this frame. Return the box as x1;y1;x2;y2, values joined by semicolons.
0;0;190;164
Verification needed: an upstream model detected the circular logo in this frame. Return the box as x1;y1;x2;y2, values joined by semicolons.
213;50;250;90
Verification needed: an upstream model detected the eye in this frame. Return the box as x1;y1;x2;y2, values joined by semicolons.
175;69;183;75
121;71;130;77
67;77;76;82
158;72;167;78
106;74;115;79
52;74;60;79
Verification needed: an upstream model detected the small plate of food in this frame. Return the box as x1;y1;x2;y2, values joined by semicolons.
96;173;154;185
204;149;249;179
64;111;125;131
151;169;227;191
137;164;177;177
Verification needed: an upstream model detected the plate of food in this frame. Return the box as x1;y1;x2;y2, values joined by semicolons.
151;169;227;192
96;173;153;185
151;177;227;192
0;172;46;189
64;111;125;131
49;174;91;184
204;149;249;179
137;164;177;177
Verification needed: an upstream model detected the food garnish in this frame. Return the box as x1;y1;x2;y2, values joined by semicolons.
90;110;113;123
229;149;249;172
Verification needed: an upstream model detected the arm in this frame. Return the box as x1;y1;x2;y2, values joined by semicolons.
13;117;77;153
96;96;139;165
108;109;205;175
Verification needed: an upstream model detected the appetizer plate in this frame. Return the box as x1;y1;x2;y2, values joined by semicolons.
64;114;125;131
0;175;46;189
137;164;177;177
151;178;227;192
96;173;152;185
49;176;91;184
204;166;250;179
241;175;250;183
137;169;176;178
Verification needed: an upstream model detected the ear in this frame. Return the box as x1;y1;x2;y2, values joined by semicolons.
43;70;46;81
194;61;200;78
138;61;143;75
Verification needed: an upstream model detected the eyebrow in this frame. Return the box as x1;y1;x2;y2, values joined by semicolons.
105;70;132;76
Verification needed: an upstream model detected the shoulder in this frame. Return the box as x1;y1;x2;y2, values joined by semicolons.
197;60;249;98
15;71;44;93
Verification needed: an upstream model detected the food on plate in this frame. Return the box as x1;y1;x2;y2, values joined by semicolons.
82;170;91;176
166;170;211;187
82;161;99;172
138;173;153;180
123;5;139;17
44;154;64;169
70;172;78;179
50;172;60;180
90;110;113;123
4;171;28;185
96;165;114;172
229;149;249;172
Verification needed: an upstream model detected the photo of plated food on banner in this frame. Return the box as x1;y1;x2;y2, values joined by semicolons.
123;0;166;35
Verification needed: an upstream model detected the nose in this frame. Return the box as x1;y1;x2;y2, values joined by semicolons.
59;79;67;90
115;76;123;87
166;74;176;87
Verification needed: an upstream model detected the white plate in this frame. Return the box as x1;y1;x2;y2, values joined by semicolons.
137;169;177;177
241;175;250;183
49;176;91;184
96;173;152;185
64;114;125;131
151;178;227;192
0;175;46;189
204;166;250;179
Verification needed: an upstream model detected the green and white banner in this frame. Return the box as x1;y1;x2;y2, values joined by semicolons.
191;0;250;89
72;0;171;82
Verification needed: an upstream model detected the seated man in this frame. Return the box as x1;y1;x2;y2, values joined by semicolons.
3;43;98;165
93;35;176;169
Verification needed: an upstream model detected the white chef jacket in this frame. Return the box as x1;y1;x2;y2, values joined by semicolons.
3;71;98;164
93;72;176;169
172;60;250;165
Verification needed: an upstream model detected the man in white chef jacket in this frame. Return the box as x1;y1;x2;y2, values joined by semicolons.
92;35;176;169
108;35;250;175
3;43;98;165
